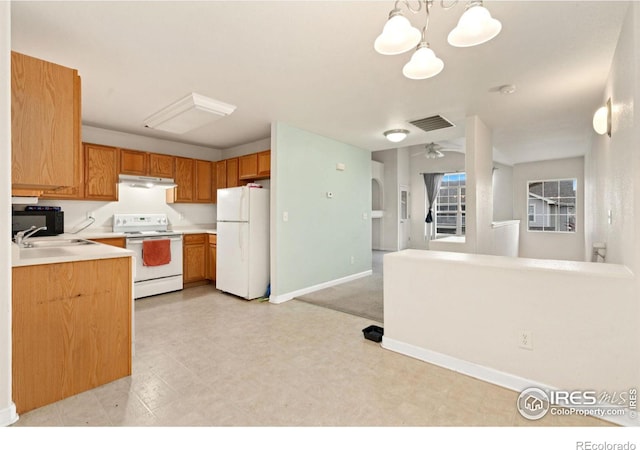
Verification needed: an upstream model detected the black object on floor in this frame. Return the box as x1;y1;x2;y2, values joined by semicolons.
362;325;383;343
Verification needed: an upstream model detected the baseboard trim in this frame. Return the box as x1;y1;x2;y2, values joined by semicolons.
0;402;18;427
382;337;639;427
269;270;373;304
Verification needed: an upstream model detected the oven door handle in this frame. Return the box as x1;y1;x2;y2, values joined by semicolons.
126;236;183;244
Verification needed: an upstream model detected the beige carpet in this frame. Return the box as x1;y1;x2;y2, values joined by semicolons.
295;251;386;324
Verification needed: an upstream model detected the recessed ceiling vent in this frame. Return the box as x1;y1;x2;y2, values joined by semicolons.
409;115;455;133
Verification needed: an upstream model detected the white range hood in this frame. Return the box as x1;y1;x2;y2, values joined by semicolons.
118;174;177;189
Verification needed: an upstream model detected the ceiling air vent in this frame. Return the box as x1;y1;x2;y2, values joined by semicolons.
409;115;455;133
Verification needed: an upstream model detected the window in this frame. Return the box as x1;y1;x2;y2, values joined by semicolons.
527;179;577;232
435;172;466;236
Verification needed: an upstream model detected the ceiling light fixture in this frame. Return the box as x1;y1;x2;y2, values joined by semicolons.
592;97;611;137
384;129;410;142
374;0;502;80
144;93;237;134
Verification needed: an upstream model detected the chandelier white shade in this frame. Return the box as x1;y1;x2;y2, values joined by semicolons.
374;0;502;80
447;2;502;48
384;129;410;142
374;10;422;55
402;43;444;80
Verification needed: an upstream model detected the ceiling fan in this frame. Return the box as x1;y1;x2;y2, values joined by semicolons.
411;142;446;159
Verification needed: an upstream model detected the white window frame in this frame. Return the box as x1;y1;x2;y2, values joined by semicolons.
527;178;577;233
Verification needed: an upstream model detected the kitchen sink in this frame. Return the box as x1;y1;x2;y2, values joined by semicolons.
23;238;98;248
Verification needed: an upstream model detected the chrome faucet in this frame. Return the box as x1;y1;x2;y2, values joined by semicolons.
14;225;47;248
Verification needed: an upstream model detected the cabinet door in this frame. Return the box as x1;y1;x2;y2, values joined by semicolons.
183;234;207;283
226;158;239;187
149;153;175;178
194;159;212;203
120;149;147;176
84;144;119;201
216;160;227;191
174;157;195;202
239;154;258;180
208;234;217;281
257;150;271;177
12;258;131;414
38;74;83;199
11;52;79;190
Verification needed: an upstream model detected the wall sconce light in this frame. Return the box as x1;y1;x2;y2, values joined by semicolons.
592;98;611;137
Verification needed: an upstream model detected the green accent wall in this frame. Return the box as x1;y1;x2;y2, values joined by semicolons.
272;122;372;298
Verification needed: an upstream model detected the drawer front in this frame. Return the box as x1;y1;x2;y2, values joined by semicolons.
209;234;217;244
184;233;206;245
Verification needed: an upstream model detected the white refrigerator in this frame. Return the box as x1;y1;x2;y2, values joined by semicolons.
216;186;270;300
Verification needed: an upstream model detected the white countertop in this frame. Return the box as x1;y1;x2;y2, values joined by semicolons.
12;237;135;267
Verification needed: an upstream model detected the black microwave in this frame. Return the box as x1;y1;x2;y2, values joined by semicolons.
12;210;64;237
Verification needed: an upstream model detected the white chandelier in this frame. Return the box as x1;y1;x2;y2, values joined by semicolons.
374;0;502;80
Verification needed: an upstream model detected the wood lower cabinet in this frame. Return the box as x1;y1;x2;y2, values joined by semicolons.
91;237;126;248
11;51;81;191
207;234;217;282
183;234;207;284
12;257;132;414
84;143;119;201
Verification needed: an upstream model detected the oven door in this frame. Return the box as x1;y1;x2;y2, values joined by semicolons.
126;235;183;282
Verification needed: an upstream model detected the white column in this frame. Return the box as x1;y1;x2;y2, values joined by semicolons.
465;115;494;255
0;0;17;427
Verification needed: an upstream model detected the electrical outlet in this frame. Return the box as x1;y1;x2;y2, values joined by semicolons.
519;330;533;350
350;256;355;265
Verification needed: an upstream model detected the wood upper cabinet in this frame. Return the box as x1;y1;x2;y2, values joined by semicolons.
239;153;259;180
226;157;240;188
195;159;213;203
236;150;271;182
11;51;81;191
173;157;195;202
84;143;119;201
120;149;175;180
257;150;271;178
216;160;228;191
183;234;207;284
148;153;174;178
119;149;147;176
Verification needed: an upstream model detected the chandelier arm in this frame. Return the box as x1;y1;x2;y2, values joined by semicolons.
395;0;426;15
439;0;459;10
421;0;431;40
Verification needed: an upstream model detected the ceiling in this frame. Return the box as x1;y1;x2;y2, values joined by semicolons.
10;1;629;164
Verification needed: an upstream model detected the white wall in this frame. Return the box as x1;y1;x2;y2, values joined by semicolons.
383;250;640;426
513;157;585;261
372;149;399;251
0;1;17;427
492;162;514;221
586;1;639;271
